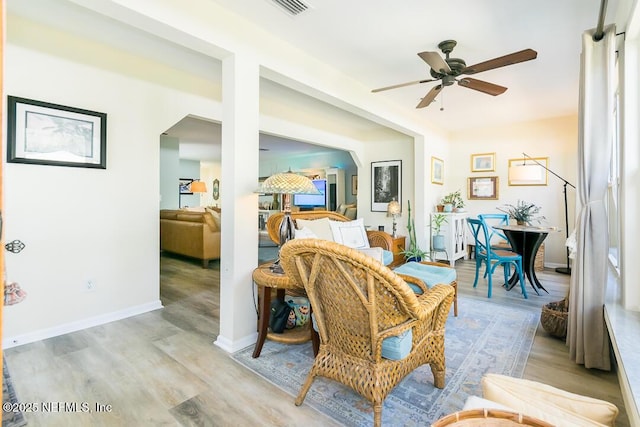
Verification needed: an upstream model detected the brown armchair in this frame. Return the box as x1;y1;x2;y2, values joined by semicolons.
280;239;455;427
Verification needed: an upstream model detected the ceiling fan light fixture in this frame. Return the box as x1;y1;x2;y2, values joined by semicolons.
372;41;537;109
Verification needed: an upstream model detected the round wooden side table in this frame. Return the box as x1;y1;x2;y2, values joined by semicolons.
251;262;318;358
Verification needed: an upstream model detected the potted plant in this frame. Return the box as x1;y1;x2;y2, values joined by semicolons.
497;200;545;225
401;200;428;262
431;213;448;251
441;190;465;212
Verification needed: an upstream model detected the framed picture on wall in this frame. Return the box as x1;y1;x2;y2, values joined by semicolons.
431;157;444;185
7;96;107;169
212;179;220;200
471;152;495;172
468;176;499;200
179;178;194;195
371;160;401;212
351;175;358;195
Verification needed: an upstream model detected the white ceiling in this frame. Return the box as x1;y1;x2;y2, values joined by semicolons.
9;0;626;161
210;0;620;132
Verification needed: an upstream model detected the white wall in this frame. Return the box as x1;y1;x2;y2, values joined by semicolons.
200;161;222;208
159;137;180;209
450;116;579;266
3;17;222;347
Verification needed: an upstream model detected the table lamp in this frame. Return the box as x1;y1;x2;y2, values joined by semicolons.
256;170;320;273
387;199;401;238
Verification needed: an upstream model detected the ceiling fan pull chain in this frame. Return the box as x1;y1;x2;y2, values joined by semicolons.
440;90;445;111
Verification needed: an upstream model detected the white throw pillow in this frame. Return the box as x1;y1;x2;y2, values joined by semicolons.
356;247;384;264
329;218;370;249
294;227;318;239
295;218;334;241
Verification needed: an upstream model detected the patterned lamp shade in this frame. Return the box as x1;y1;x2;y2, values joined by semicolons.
257;171;320;195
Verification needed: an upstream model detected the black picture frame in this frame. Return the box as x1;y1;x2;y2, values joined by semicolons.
179;178;194;195
7;96;107;169
371;160;402;212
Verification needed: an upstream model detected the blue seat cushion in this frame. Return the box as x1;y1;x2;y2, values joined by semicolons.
394;261;457;295
382;249;394;266
312;315;413;360
381;329;412;360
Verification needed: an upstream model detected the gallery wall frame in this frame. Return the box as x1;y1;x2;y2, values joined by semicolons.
468;176;499;200
7;96;107;169
351;175;358;195
508;157;549;186
471;152;495;172
371;160;401;212
431;156;444;185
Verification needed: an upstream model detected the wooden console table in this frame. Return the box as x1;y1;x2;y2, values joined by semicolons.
251;262;318;358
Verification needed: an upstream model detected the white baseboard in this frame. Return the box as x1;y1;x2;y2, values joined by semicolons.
214;332;258;354
2;300;163;349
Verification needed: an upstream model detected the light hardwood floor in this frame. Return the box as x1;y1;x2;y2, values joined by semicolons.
4;252;630;426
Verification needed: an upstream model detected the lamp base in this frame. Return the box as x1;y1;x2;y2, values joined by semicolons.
555;267;571;275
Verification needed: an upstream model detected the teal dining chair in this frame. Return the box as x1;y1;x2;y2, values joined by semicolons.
478;213;512;278
467;218;528;299
478;213;511;250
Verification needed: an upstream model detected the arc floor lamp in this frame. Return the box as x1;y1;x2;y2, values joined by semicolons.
510;152;575;275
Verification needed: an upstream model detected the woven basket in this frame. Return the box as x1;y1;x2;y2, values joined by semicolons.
432;409;553;426
540;298;568;338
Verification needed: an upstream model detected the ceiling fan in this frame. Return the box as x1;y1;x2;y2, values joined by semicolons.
372;40;537;108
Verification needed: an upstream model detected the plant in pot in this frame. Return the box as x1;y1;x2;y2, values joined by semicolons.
441;190;465;213
431;213;448;251
497;200;545;225
401;200;428;262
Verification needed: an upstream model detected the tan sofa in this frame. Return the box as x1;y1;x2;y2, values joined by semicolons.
160;209;221;267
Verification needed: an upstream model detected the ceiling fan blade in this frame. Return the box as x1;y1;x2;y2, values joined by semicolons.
458;78;507;96
416;85;442;108
418;51;451;74
461;49;537;75
371;78;437;93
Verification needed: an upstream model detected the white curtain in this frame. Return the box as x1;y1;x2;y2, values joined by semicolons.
567;24;616;370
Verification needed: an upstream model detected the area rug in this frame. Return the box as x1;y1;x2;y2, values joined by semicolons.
3;359;27;427
233;295;539;426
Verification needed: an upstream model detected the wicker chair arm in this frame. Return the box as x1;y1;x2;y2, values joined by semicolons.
411;284;455;324
395;273;430;294
366;230;393;251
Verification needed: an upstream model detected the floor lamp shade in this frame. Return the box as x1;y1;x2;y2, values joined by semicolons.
190;180;207;193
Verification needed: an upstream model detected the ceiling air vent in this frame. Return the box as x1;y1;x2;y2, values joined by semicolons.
270;0;310;16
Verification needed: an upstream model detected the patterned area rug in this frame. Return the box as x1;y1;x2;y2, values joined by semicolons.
233;295;539;426
3;359;27;427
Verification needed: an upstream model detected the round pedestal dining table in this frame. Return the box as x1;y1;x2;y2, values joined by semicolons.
493;225;560;295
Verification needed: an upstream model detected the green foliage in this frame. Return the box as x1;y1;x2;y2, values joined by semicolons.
431;213;448;235
497;200;545;224
441;190;465;208
401;200;428;260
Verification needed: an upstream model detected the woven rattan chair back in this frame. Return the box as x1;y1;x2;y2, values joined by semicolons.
280;238;455;427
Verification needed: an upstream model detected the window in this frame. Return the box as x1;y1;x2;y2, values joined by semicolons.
607;89;621;273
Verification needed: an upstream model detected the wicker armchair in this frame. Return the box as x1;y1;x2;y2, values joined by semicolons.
280;239;455;427
266;210;394;252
